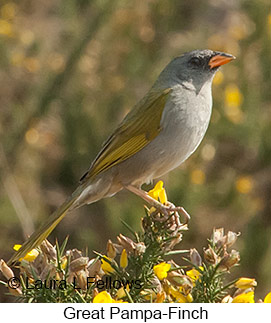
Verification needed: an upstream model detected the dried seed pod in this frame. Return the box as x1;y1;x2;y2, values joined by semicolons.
106;240;116;259
40;263;56;281
190;248;202;267
70;257;89;273
93;288;99;298
67;249;82;262
40;240;57;260
75;269;88;290
0;259;15;280
31;252;48;276
117;234;136;253
226;231;239;247
110;243;123;254
166;233;183;250
134;242;146;255
213;228;224;243
219;249;240;270
167;271;193;293
149;275;162;293
181;278;194;296
67;272;75;284
204;246;219;264
87;259;102;277
0;260;23;296
213;228;227;248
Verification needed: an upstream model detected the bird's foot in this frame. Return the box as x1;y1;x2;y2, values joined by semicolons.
125;185;190;225
156;201;190;225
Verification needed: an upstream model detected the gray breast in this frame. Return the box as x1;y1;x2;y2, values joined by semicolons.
158;84;212;163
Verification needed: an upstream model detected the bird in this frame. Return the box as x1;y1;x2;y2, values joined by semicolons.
8;49;235;265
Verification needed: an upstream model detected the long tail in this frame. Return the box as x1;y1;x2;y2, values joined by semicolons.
7;190;81;266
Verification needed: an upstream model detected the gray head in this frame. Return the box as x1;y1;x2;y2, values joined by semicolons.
155;49;235;92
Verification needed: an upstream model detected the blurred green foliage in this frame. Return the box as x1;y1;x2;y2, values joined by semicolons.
0;0;270;301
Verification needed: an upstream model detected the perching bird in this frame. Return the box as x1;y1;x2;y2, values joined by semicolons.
8;49;235;265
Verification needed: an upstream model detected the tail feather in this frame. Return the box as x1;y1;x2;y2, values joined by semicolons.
7;194;78;265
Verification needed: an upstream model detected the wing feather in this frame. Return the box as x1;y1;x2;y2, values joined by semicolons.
80;88;172;182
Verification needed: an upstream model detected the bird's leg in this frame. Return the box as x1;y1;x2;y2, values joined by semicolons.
125;185;168;212
125;185;190;224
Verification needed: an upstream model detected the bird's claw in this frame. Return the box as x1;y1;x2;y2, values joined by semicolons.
153;201;190;227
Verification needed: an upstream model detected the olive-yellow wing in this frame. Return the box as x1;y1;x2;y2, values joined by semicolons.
80;88;172;182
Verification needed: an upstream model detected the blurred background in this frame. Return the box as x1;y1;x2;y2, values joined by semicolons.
0;0;271;302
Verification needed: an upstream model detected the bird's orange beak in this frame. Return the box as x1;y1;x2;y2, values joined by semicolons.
208;53;235;69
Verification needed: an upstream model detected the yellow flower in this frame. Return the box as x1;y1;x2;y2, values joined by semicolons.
264;292;271;303
186;267;203;282
148;181;167;205
93;291;113;303
185;293;193;303
140;289;156;301
101;256;115;274
155;291;166;303
234;277;257;289
13;244;39;262
168;286;184;300
232;291;255;303
116;286;130;299
176;293;187;303
168;286;193;303
94;289;129;303
153;262;171;280
59;256;68;270
120;249;128;269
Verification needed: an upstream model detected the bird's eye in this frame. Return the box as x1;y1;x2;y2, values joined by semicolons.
189;57;202;67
